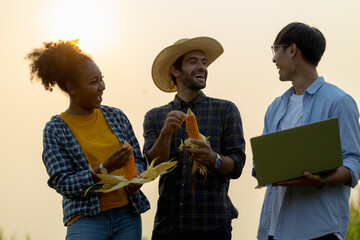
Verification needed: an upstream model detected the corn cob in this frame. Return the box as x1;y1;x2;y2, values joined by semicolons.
184;108;208;175
186;108;202;140
84;157;177;195
123;141;136;180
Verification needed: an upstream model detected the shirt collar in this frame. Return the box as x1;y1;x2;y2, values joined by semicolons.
173;91;207;110
304;76;325;95
282;76;325;100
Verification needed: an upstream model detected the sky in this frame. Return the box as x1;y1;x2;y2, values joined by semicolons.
1;0;360;239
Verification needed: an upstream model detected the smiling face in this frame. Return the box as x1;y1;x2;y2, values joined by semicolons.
67;60;105;115
272;44;295;82
176;50;208;91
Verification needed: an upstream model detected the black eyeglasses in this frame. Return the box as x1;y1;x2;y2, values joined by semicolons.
271;45;289;56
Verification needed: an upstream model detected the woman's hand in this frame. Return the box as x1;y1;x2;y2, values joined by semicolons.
103;145;134;173
125;168;143;194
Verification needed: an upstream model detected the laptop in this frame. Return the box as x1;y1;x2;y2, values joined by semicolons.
251;118;342;187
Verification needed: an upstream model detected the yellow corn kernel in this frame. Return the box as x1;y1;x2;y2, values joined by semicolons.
185;108;201;140
123;141;136;180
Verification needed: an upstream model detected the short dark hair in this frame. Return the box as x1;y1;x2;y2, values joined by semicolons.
274;22;326;66
170;55;184;84
25;39;93;92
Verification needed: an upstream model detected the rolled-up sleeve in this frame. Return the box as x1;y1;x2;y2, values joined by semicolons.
335;95;360;187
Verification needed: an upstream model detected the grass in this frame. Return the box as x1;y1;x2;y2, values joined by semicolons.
347;186;360;240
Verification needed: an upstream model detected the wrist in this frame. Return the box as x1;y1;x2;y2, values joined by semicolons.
318;175;329;188
213;152;222;169
160;128;173;138
99;162;109;174
211;152;217;164
322;175;329;186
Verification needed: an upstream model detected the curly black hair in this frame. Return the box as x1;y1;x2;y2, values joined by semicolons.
25;39;93;92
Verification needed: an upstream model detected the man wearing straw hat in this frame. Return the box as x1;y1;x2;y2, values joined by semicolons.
143;37;246;240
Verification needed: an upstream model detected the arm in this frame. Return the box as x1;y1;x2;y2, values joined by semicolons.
275;95;360;187
91;146;143;194
186;139;235;175
187;102;246;177
91;145;133;177
145;110;185;166
336;95;360;187
273;167;351;187
42;121;95;198
220;102;246;178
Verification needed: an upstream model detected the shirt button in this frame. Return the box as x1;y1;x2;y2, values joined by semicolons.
181;183;184;187
180;203;183;207
183;165;186;169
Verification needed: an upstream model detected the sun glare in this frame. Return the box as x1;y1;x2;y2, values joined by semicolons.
47;0;121;53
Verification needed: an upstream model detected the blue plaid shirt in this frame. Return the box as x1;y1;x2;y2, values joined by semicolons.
143;92;246;234
42;105;150;226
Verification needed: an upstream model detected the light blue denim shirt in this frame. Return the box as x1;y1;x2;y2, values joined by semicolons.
254;77;360;240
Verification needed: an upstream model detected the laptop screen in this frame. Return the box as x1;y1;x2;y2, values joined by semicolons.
251;118;342;187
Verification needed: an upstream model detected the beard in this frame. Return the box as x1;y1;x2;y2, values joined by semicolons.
179;69;207;90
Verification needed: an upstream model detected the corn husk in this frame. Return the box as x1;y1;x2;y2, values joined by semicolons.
84;157;177;196
179;133;209;175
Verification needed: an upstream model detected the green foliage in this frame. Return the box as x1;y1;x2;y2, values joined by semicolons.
347;207;360;239
347;187;360;240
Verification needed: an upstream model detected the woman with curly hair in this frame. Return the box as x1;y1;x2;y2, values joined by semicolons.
26;40;149;240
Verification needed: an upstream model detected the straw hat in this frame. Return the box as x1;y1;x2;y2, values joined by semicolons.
152;36;224;92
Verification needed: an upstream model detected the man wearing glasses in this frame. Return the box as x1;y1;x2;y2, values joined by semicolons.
254;22;360;240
